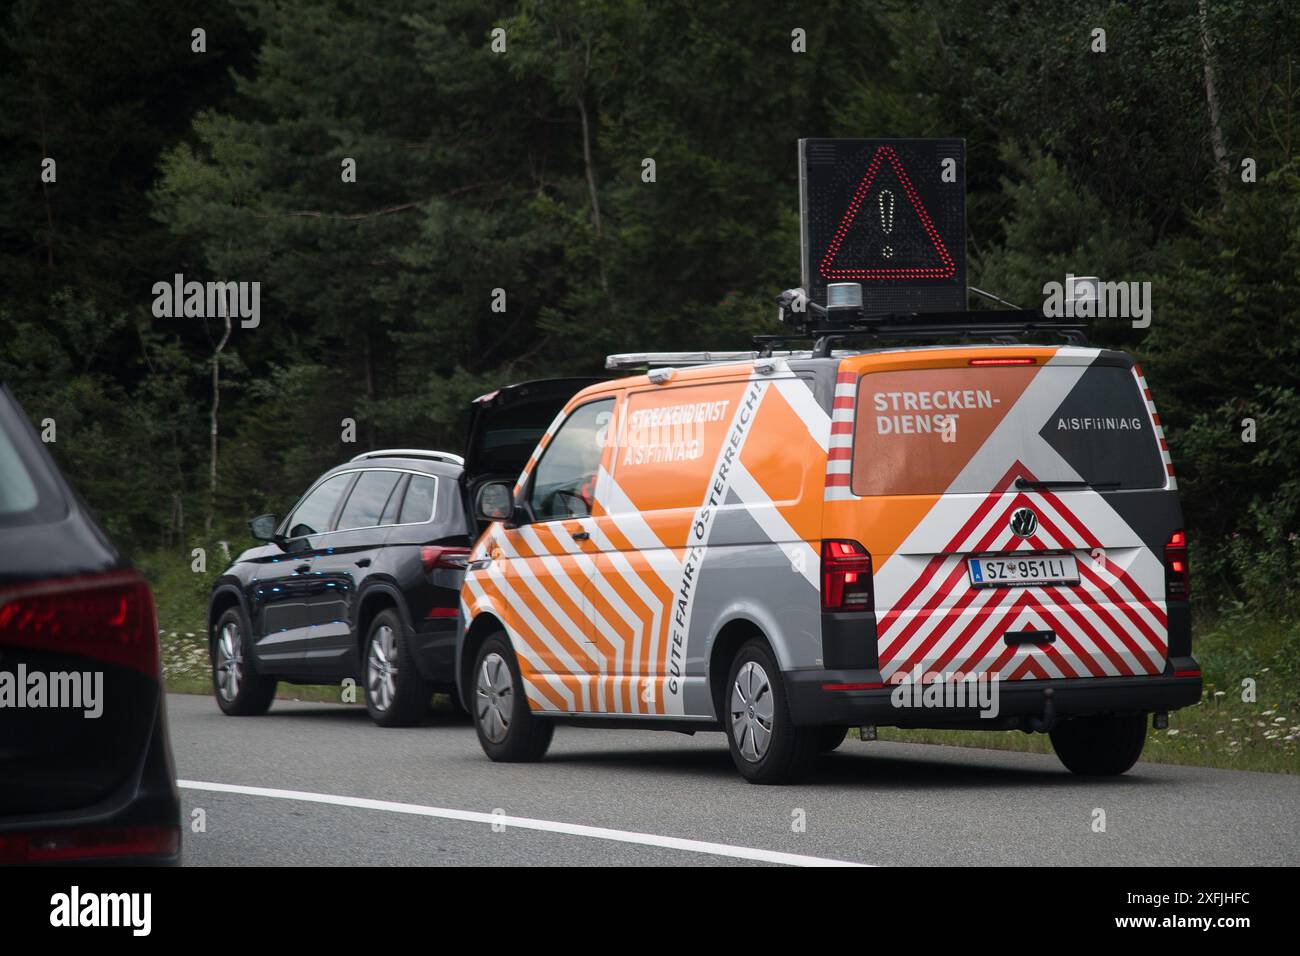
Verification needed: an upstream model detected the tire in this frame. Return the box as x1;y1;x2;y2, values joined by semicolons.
817;726;849;753
471;632;554;762
1050;713;1148;775
211;606;276;716
364;609;431;727
724;638;817;784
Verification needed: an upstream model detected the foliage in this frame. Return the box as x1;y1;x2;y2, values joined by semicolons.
0;0;1296;622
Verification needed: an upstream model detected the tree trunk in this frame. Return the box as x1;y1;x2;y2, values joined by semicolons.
1198;0;1231;193
207;314;232;536
577;91;610;298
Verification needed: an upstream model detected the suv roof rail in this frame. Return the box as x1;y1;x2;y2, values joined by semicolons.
349;448;465;466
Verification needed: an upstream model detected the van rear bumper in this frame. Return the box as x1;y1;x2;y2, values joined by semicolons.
785;666;1203;730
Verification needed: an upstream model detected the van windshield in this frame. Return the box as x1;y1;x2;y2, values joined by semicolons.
851;363;1166;496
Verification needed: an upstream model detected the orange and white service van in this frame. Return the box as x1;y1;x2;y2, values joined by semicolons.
455;347;1202;783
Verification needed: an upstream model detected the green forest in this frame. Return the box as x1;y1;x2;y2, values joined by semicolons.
2;0;1297;672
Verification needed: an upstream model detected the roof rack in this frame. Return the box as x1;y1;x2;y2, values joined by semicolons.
606;350;808;370
761;309;1088;358
350;448;465;466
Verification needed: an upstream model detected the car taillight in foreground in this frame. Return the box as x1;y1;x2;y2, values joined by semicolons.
0;570;158;675
0;825;179;863
420;546;471;572
821;539;873;612
1164;529;1190;600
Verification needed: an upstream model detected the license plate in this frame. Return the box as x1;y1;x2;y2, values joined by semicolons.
967;553;1079;588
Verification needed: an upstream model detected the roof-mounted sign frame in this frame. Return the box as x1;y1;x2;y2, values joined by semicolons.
799;138;966;314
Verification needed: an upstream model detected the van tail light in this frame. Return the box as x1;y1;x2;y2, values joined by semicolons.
821;540;874;612
1164;530;1189;600
421;546;471;572
0;571;158;676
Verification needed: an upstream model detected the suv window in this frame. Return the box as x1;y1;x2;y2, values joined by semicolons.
286;473;353;537
337;470;402;530
380;474;408;525
530;399;613;520
0;389;64;527
398;475;437;524
0;424;38;516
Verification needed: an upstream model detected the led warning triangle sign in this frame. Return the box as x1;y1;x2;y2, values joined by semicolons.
800;138;966;313
818;146;956;280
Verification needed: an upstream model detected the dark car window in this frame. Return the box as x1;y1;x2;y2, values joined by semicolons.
0;425;38;515
398;475;437;524
530;399;613;520
379;473;408;525
0;390;64;528
286;473;353;537
337;470;402;530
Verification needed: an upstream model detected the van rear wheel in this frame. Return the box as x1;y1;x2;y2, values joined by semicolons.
725;638;817;784
472;632;554;762
817;726;849;753
1050;713;1148;775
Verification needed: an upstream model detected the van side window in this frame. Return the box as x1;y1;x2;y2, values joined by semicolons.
529;398;613;521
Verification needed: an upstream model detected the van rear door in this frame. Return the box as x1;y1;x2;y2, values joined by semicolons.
461;377;604;535
845;351;1178;685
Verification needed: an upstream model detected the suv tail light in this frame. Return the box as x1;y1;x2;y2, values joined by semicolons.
821;540;873;612
0;571;158;675
1164;529;1189;600
421;546;471;572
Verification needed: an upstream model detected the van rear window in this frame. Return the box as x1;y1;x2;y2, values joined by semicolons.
851;363;1166;496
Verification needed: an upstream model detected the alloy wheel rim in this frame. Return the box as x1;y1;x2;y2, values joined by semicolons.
367;624;398;712
476;652;513;743
730;660;775;762
216;622;243;702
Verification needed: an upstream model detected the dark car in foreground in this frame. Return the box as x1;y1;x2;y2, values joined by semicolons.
0;384;180;864
207;449;471;725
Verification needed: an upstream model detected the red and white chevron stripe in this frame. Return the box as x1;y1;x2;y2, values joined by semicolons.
1132;363;1177;490
825;370;857;501
877;463;1168;683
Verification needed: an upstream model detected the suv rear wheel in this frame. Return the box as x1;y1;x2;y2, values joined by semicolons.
1050;713;1148;775
472;632;554;762
724;638;817;784
212;607;277;716
364;609;430;727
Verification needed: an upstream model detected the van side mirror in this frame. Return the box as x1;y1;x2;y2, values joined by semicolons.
475;482;515;522
249;514;279;541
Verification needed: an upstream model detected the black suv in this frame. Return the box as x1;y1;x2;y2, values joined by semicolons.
0;384;180;863
207;450;471;726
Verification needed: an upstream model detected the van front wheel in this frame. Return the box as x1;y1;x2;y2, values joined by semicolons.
725;639;817;784
1050;713;1148;775
472;632;554;762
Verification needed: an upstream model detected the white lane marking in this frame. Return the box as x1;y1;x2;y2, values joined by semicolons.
178;779;869;868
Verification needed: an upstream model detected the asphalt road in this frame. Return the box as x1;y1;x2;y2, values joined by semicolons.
167;693;1300;866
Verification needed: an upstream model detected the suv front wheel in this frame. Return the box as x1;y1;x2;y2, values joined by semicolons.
212;606;277;716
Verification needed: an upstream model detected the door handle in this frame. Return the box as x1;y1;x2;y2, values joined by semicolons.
571;531;590;541
355;558;371;567
294;563;312;574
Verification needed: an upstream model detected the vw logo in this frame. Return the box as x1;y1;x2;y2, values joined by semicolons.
1010;507;1038;538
